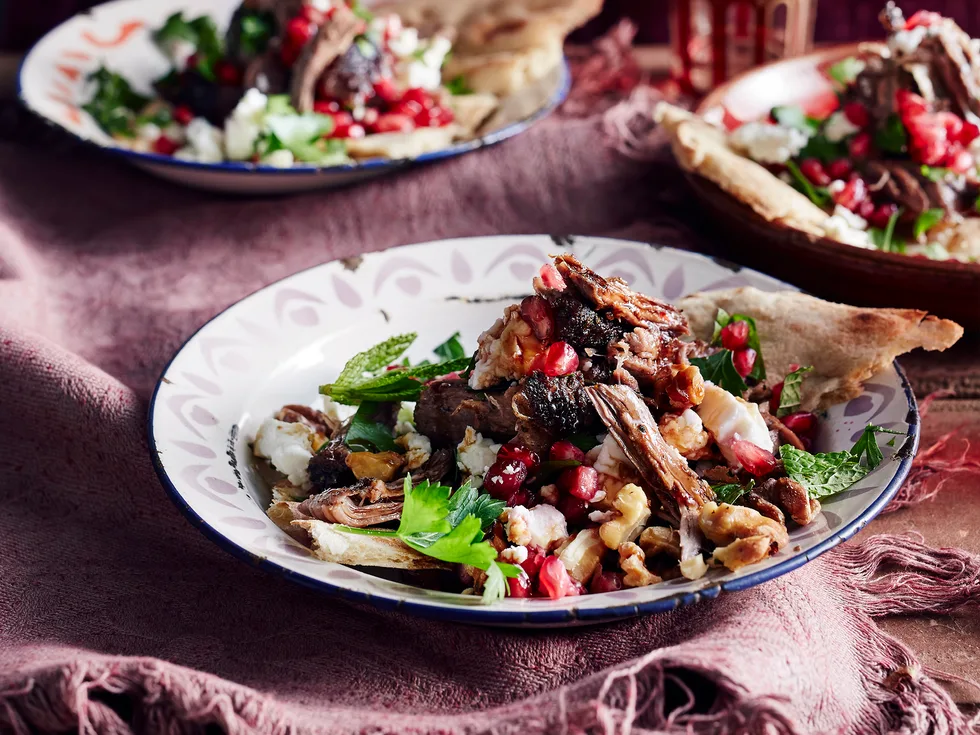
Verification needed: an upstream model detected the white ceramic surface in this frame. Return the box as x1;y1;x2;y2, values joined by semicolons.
18;0;569;194
148;236;918;626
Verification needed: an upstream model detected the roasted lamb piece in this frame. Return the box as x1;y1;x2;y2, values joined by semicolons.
414;380;521;446
290;5;360;112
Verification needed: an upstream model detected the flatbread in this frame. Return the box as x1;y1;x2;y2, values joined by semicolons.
292;519;450;570
448;92;500;135
345;124;459;159
678;287;963;410
654;103;829;238
443;41;564;97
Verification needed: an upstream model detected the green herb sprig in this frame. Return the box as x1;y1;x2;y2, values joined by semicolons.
776;365;813;417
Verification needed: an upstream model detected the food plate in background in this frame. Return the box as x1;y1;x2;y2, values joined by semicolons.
17;0;569;195
688;44;980;330
147;235;918;627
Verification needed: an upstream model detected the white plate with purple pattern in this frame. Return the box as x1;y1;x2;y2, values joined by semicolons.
147;236;918;627
18;0;569;195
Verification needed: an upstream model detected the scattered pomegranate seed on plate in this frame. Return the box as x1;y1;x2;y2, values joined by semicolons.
538;557;579;599
720;320;750;350
732;440;779;477
549;440;585;463
732;347;757;378
541;342;579;377
559;465;600;501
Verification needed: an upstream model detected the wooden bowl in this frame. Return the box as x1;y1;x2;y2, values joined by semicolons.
688;44;980;329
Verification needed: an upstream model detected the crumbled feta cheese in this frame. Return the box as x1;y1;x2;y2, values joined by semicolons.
181;118;224;163
503;505;568;549
593;433;634;479
306;0;332;12
389;27;419;58
262;149;295;168
588;509;616;524
539;483;560;505
821;205;873;248
320;395;357;426
499;545;529;565
224;118;260;160
828;179;847;196
889;26;928;56
421;35;452;68
680;555;709;580
233;88;269;123
730;122;809;164
406;60;442;91
701;106;726;128
696;382;774;464
137;122;161;142
253;418;315;486
396;431;432;471
823;111;860;143
456;426;500;488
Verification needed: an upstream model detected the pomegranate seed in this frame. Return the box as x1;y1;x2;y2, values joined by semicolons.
770;381;784;408
299;4;326;23
868;203;899;229
497;442;541;473
415;106;449;127
732;440;779;477
215;60;242;86
436;106;455;125
946;147;974;174
834;177;868;211
383;14;402;39
373;78;400;103
559;465;600;501
826;159;853;180
799;158;831;186
152;135;180;155
789;362;801;371
732;347;757;378
781;411;818;437
521;546;546;577
173;105;194;126
843;101;870;128
507;572;532;598
392;99;424;117
848;132;872;158
959;121;980;145
538;556;579;599
538;263;566;290
185;53;200;70
402;87;435;109
507;488;534;507
557;494;589;525
857;199;875;219
549;440;585;463
520;295;555;341
371;113;415;134
896;89;930;119
937;112;964;141
905;10;943;29
589;571;624;594
286;16;315;45
280;43;301;66
720;320;750;350
313;100;341;114
484;458;528;501
333;122;365;139
541;342;579;377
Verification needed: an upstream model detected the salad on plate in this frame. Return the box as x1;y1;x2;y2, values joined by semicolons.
250;254;961;602
658;3;980;262
80;0;599;167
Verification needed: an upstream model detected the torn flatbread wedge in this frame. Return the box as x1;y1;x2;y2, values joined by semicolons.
679;287;963;411
292;520;450;570
654;103;829;238
346;125;460;160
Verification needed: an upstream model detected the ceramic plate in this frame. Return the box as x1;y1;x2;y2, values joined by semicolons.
148;236;918;627
688;44;980;329
18;0;569;195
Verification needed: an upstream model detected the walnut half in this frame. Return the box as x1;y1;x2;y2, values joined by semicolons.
599;483;651;550
619;542;661;588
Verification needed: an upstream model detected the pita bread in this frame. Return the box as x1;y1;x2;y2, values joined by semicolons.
678;287;963;410
944;219;980;258
443;39;564;96
654;103;829;238
291;519;450;570
449;92;500;135
345;124;459;160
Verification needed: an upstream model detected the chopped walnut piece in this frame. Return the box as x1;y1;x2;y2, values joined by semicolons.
757;477;821;526
558;528;606;583
659;409;711;459
639;526;681;559
713;536;774;571
619;542;661;588
679;555;708;580
743;492;786;525
599;483;652;550
469;304;544;389
346;451;405;482
699;501;789;551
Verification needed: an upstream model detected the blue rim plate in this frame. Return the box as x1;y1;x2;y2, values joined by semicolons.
17;0;570;192
147;236;918;626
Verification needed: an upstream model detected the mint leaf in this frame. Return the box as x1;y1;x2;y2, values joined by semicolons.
433;332;466;361
850;424;902;470
781;445;869;498
913;208;945;240
875;114;908;154
345;402;396;452
445;75;473;95
690;350;748;396
919;165;949;183
327;333;418;390
265;94;296;116
82;66;149;136
771;105;820;133
237;12;274;56
786;160;832;207
266;113;335;147
153;12;222;67
799;133;845;163
827;56;865;86
712;480;754;505
776;365;814;417
869;208;904;253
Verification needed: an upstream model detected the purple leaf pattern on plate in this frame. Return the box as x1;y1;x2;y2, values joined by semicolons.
373;257;437;295
662;265;685;301
592;248;657;290
483;243;548;277
173;441;216;459
451;250;472;283
182;372;222;396
331;274;362;307
274;288;324;326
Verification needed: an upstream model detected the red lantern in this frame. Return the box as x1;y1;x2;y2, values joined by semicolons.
670;0;817;94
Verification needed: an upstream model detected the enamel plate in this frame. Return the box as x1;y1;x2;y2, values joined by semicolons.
18;0;569;195
148;236;918;627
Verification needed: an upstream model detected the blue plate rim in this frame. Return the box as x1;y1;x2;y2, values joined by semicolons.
146;237;919;626
16;5;571;177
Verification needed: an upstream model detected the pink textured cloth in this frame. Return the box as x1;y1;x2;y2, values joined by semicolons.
0;114;977;735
